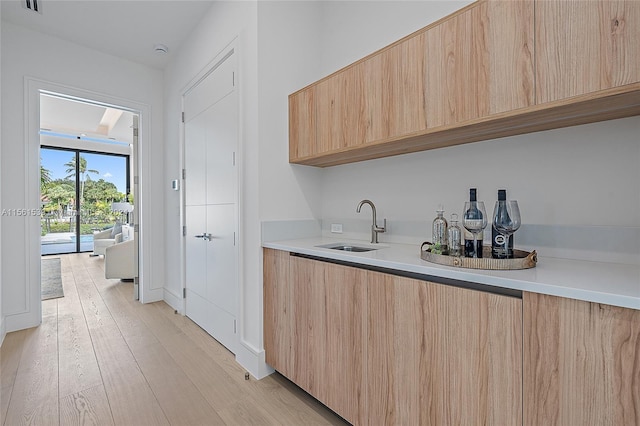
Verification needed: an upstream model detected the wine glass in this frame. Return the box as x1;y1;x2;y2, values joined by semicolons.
462;201;487;258
493;200;521;258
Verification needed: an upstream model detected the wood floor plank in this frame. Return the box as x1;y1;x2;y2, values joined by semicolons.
56;266;104;398
69;254;169;425
1;329;27;390
98;287;161;353
150;292;348;425
84;319;169;426
131;341;226;425
160;330;246;412
3;364;59;426
216;400;280;426
1;330;27;423
59;384;114;426
3;322;59;426
16;300;58;373
2;253;347;425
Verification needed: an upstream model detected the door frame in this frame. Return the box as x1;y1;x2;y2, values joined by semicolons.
178;41;242;331
17;77;150;331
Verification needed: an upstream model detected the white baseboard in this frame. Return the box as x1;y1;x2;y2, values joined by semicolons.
141;287;164;304
0;315;6;347
163;288;184;314
235;339;274;380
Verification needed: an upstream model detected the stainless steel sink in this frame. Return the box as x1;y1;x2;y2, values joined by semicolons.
316;243;378;252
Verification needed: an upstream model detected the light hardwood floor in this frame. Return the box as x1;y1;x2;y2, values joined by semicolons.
1;253;348;426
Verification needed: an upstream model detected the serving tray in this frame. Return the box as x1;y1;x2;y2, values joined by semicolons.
420;242;537;270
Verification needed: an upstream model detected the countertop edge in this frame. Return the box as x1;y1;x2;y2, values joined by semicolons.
263;238;640;310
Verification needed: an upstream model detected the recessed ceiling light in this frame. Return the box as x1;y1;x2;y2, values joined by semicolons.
154;44;169;54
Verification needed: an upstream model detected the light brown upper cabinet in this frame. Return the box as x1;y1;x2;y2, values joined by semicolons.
289;0;640;167
424;0;534;127
289;0;534;166
536;0;640;104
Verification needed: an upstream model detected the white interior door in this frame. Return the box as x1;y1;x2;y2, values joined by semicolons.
183;50;238;353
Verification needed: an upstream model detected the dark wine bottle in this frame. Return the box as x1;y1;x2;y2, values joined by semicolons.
492;189;514;259
463;188;483;258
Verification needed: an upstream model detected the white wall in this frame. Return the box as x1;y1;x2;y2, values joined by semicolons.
313;1;640;265
163;0;639;377
163;0;327;378
257;1;324;222
317;0;470;74
163;0;265;375
1;21;165;332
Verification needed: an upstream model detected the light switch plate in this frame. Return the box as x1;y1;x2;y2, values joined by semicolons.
331;223;343;233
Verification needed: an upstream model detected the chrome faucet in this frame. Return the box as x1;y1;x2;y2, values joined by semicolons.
356;199;386;243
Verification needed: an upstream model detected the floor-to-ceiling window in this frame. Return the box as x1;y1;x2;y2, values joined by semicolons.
40;146;130;255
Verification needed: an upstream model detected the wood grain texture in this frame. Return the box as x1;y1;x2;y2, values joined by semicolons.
425;0;534;127
56;259;104;399
536;0;640;103
289;0;536;166
59;385;114;426
289;0;640;168
263;248;292;375
1;329;27;420
291;83;640;167
523;292;640;426
367;272;522;425
364;33;428;144
3;301;60;426
289;87;316;160
2;253;346;426
290;256;367;425
315;64;367;155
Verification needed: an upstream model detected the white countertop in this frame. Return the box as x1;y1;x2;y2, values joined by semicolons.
263;237;640;310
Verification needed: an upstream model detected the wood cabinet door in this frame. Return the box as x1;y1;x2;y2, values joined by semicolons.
314;64;368;155
289;256;367;425
263;248;291;375
536;0;640;104
424;0;534;128
523;292;640;425
367;272;523;425
362;33;428;145
289;87;316;161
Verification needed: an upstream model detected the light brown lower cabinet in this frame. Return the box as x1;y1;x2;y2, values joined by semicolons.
288;255;367;424
264;249;521;424
263;248;292;375
523;292;640;425
264;250;640;425
367;273;522;425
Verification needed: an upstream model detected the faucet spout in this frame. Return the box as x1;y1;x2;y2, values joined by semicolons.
356;199;386;243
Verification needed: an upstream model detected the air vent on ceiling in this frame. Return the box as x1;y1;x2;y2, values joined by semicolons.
22;0;42;14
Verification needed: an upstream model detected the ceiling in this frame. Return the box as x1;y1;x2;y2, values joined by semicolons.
1;0;215;70
40;94;136;143
3;0;215;144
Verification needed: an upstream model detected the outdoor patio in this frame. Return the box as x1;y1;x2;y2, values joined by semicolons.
41;232;93;255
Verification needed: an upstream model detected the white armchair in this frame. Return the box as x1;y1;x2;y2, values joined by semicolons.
104;225;137;280
92;226;122;256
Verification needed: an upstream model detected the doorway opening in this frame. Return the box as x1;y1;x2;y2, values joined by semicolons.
38;91;139;300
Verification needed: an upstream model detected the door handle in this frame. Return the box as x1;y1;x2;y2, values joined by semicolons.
194;233;213;241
